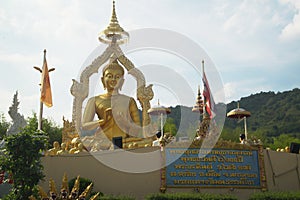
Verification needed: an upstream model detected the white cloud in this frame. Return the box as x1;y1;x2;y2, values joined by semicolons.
0;0;299;125
222;0;269;35
279;0;300;41
224;82;237;102
0;52;36;64
280;13;300;40
223;79;272;103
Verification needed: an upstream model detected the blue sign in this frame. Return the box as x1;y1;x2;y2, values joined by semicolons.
165;148;262;188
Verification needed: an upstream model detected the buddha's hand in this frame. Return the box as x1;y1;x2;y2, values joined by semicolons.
104;108;113;122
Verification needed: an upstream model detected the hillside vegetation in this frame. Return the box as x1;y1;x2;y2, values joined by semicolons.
1;88;299;150
165;88;300;149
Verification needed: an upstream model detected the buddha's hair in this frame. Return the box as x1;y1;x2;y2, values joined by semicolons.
102;59;125;76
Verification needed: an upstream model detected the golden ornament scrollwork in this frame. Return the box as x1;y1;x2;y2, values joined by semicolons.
71;40;154;138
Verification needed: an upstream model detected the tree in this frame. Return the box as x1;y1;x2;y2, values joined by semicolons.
25;113;62;148
0;113;10;140
0;129;48;199
220;127;241;142
269;134;300;150
163;118;177;136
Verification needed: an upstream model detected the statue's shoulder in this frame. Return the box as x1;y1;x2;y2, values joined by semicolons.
94;95;107;101
118;94;136;102
85;96;104;105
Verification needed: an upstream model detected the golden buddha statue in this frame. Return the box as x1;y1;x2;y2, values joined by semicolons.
69;139;80;154
74;143;86;154
57;142;68;155
47;141;60;156
82;58;141;142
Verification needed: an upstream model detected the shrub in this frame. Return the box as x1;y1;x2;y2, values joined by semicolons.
98;195;135;200
145;192;237;200
249;191;300;200
0;130;48;200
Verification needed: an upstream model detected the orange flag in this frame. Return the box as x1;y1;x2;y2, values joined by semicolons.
40;50;53;107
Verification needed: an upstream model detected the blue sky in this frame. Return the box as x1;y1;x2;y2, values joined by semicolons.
0;0;300;125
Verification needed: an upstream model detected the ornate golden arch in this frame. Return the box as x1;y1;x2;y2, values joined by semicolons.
70;40;154;136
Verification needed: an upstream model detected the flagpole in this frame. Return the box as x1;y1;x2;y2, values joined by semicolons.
38;50;47;130
244;116;248;140
34;49;55;131
38;100;43;130
202;60;206;117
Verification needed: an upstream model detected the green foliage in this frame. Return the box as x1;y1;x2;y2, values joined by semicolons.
248;191;300;200
224;88;300;149
269;134;300;150
163;118;177;136
166;88;300;150
0;113;10;139
0;129;48;199
68;176;93;197
145;192;237;200
1;191;17;200
168;105;200;135
25;113;62;148
220;127;242;142
98;195;135;200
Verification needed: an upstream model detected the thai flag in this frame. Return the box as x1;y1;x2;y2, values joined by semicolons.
202;70;215;118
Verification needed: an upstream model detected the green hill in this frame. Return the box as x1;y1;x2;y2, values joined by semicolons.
165;88;300;149
226;88;300;137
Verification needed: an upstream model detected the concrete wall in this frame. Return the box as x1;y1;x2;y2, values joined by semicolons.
41;147;162;200
264;149;300;191
40;148;300;200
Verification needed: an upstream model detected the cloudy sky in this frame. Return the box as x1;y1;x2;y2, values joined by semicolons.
0;0;299;125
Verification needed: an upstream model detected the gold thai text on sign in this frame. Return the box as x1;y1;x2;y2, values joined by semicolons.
165;148;262;188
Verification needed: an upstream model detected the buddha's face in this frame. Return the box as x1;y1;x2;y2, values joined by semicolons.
54;141;60;149
102;68;124;91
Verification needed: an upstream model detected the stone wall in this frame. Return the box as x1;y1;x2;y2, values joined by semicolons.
40;148;300;200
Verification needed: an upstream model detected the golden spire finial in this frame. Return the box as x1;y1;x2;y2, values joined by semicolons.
61;172;69;193
192;85;204;113
79;182;93;198
38;185;48;199
111;0;117;22
68;175;80;199
90;192;100;200
98;0;129;44
158;99;160;106
49;178;57;195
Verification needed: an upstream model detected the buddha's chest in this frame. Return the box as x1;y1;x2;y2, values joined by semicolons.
94;96;131;117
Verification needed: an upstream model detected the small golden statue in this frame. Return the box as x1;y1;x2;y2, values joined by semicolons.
47;141;60;156
57;143;68;155
74;143;86;154
68;138;82;154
